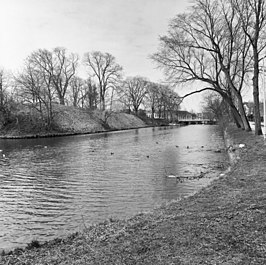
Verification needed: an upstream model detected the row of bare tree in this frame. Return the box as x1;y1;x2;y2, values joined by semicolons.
0;49;180;128
152;0;266;135
118;78;180;121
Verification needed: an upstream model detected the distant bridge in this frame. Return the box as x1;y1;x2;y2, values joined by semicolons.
176;119;216;125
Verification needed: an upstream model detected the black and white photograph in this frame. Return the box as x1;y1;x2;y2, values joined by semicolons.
0;0;265;264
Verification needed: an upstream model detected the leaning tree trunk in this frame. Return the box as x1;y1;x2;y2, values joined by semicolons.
222;93;244;129
231;107;243;128
236;93;251;131
221;68;251;131
225;83;251;131
230;90;251;131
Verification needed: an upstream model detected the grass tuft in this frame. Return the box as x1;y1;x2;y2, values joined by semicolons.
26;240;41;250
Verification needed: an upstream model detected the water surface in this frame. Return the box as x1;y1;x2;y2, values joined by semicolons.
0;125;227;250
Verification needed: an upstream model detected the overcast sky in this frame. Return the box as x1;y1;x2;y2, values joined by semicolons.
0;0;202;111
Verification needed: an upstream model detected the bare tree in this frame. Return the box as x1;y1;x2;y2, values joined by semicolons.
68;76;85;107
119;76;148;114
0;69;7;112
159;85;181;121
0;69;14;124
201;92;230;120
69;77;98;109
16;53;56;128
145;82;161;120
83;51;123;110
51;47;79;105
232;0;266;134
25;48;78;106
152;0;252;131
84;78;98;109
117;82;132;113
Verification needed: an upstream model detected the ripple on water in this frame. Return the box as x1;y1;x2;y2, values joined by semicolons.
0;125;227;250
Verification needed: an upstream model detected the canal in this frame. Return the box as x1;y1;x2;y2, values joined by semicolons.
0;125;227;251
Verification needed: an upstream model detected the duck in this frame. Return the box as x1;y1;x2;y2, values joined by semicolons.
214;149;222;153
166;175;183;182
198;172;204;178
167;174;181;179
167;175;177;178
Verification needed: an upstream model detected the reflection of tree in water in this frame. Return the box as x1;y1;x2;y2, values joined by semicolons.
163;147;179;177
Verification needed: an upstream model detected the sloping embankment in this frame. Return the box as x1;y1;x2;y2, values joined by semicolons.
1;124;266;264
0;106;147;139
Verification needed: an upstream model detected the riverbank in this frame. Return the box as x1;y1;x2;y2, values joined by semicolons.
0;105;147;139
1;123;266;264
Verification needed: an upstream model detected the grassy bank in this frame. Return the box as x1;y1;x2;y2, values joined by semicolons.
0;105;147;139
1;124;266;264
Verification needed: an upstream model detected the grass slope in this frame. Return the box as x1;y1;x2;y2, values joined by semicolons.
0;105;147;138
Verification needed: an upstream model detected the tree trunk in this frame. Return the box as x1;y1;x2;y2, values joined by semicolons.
223;93;244;129
232;106;244;128
151;106;155;121
253;84;262;135
223;81;251;131
59;96;65;105
133;105;138;114
99;94;105;110
253;50;263;135
0;82;3;110
236;93;251;131
110;87;114;110
222;72;251;131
